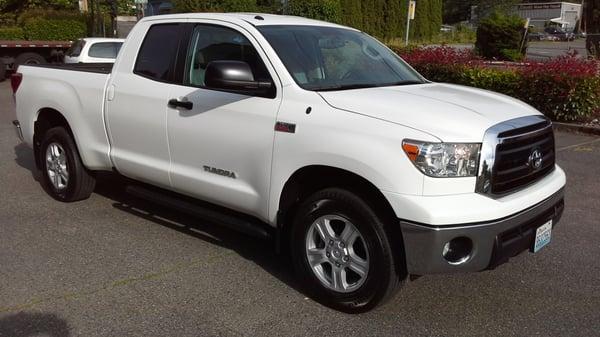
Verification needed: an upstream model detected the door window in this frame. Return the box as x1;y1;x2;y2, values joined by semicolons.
65;39;85;57
184;24;271;88
134;24;181;82
88;42;123;59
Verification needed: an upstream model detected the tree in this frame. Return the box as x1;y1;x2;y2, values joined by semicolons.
0;0;77;13
443;0;476;24
342;0;363;30
474;0;519;22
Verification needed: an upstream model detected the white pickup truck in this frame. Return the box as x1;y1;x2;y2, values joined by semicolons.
13;13;566;312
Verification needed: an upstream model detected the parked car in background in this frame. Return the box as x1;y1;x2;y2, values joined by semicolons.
528;30;561;42
64;38;124;64
544;27;575;41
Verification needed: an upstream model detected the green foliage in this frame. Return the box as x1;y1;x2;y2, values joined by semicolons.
475;0;519;22
170;0;442;41
287;0;342;23
341;0;363;30
18;9;86;40
443;0;475;24
172;0;258;12
0;26;25;40
0;0;77;13
475;12;526;61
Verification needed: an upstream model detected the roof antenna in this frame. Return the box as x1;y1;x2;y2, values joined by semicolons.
254;15;264;21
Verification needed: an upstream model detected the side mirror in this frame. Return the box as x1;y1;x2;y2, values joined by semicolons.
205;60;273;96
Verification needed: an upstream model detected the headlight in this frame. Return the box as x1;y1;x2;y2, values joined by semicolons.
402;140;481;177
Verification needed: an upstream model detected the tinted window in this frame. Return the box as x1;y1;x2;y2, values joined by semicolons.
66;39;85;57
88;42;123;59
258;25;424;91
134;24;180;82
185;25;271;87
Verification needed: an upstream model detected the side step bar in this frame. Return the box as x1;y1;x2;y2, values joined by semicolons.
126;185;273;240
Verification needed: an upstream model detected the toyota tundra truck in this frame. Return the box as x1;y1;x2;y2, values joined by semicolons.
12;13;566;312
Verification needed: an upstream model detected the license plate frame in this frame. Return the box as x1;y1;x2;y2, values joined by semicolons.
533;220;552;253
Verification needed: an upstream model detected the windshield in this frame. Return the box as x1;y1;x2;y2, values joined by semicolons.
257;25;426;91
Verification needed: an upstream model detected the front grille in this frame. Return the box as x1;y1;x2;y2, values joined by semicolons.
491;120;555;195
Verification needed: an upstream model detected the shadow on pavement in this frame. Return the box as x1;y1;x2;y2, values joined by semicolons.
13;145;304;302
0;312;70;337
14;143;40;181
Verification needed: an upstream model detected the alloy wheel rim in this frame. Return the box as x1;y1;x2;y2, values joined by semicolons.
305;215;370;293
45;142;69;190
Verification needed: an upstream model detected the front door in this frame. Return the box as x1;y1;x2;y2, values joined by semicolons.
167;22;282;219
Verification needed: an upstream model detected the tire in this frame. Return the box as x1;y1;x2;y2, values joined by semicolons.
15;52;46;69
291;188;405;313
39;127;96;202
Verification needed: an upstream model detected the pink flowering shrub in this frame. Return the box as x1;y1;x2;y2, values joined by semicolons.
390;45;600;122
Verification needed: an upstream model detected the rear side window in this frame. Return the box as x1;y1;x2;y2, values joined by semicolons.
134;24;181;82
88;42;123;59
66;39;85;57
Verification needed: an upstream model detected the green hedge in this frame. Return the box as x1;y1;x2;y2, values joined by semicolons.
16;9;86;41
0;26;25;40
286;0;342;23
22;17;86;40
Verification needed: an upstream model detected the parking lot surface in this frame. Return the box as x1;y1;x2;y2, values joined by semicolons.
0;80;599;336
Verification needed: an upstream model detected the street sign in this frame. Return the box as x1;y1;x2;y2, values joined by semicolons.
408;1;416;20
134;0;147;4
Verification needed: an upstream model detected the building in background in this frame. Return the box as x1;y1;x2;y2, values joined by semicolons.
515;2;582;31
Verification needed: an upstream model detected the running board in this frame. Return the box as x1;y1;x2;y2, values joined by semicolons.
125;185;273;240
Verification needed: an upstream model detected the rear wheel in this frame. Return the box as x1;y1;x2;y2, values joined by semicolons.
39;127;95;202
15;52;46;69
291;188;404;313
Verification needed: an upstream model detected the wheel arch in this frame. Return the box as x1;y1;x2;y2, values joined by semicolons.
33;108;78;169
276;165;405;271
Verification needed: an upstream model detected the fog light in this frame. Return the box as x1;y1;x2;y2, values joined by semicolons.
442;237;473;265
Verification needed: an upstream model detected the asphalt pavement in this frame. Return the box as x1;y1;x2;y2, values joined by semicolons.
0;80;599;337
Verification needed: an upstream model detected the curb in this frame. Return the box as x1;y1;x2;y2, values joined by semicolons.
553;122;600;136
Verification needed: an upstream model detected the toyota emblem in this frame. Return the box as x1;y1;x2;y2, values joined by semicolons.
528;149;543;170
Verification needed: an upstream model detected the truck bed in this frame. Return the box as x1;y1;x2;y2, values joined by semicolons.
25;63;113;74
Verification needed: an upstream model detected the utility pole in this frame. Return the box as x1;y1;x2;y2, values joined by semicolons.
405;0;416;46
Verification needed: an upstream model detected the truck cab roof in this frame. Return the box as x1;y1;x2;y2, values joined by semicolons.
139;12;353;30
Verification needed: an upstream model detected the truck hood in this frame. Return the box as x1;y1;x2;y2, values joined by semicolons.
318;83;541;142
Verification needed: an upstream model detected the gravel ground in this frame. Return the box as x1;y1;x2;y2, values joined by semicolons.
0;80;599;337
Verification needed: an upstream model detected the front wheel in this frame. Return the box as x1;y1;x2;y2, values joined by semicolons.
291;188;405;313
39;127;96;202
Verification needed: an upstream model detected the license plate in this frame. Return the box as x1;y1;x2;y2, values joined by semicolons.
533;220;552;253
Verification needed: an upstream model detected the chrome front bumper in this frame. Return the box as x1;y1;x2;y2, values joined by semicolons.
12;120;24;142
400;188;565;275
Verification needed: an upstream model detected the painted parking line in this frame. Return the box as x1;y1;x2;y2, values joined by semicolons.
557;138;600;152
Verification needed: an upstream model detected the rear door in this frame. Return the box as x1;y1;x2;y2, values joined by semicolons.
105;23;185;187
166;22;282;218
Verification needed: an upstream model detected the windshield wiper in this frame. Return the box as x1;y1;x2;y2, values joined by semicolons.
315;83;381;92
314;80;425;92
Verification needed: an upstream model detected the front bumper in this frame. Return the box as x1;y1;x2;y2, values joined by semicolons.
12;120;24;142
400;188;564;275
